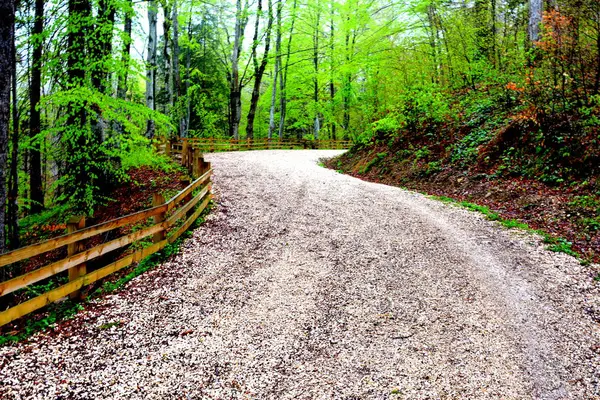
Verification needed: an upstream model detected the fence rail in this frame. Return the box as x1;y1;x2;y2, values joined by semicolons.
0;153;213;327
156;137;353;155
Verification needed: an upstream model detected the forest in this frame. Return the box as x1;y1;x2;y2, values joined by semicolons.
0;0;599;256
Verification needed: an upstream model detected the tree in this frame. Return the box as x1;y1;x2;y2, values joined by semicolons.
117;0;133;100
0;0;15;253
268;0;283;139
278;0;297;139
229;0;249;139
246;0;274;140
146;0;158;138
529;0;543;44
29;0;44;214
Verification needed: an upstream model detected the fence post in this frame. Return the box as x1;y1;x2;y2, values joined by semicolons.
182;138;189;167
152;193;166;243
67;216;86;300
165;139;172;156
192;148;199;178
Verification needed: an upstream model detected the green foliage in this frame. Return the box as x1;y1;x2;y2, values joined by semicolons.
414;147;431;161
120;142;182;174
98;321;122;330
545;237;578;257
0;301;84;346
360;152;387;174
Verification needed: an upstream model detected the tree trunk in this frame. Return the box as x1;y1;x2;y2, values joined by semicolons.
426;5;439;83
163;1;173;112
29;0;44;214
8;21;18;249
229;0;248;140
184;10;193;138
342;28;352;138
312;5;321;139
268;0;282;139
65;0;92;211
246;0;274;140
528;0;543;44
173;0;184;135
92;0;115;94
91;0;115;143
0;0;15;253
329;0;336;140
146;0;158;138
278;0;298;140
117;0;133;100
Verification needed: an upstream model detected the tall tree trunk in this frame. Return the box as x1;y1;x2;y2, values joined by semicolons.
246;0;274;140
91;0;115;143
342;28;351;138
426;5;439;83
146;0;158;138
92;0;115;94
0;0;15;253
117;0;133;100
230;0;248;140
594;17;600;94
528;0;543;44
184;9;193;138
278;0;298;140
29;0;44;214
173;0;184;135
491;0;497;66
312;5;321;139
268;0;282;139
65;0;92;211
329;0;336;140
163;1;173;113
8;22;18;249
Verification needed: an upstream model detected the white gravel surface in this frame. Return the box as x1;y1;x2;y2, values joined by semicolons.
1;150;600;399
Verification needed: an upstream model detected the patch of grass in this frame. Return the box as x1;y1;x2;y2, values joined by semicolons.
98;321;122;330
0;203;213;346
0;301;84;346
500;219;529;230
543;236;578;257
430;195;583;259
457;200;500;221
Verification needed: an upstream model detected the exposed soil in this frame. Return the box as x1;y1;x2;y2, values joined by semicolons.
1;150;599;399
327;145;600;264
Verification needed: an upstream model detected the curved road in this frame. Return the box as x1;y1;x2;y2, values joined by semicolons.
1;150;599;399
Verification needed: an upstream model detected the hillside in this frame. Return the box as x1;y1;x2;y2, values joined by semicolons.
327;88;600;264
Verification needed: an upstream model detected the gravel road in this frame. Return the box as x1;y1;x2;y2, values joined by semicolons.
1;150;600;399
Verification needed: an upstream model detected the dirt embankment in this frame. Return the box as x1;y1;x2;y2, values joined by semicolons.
327;145;600;264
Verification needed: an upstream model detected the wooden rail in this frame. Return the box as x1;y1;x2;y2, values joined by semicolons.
156;137;353;156
0;155;213;327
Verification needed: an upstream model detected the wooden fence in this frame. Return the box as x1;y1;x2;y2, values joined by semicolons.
155;137;353;156
0;153;213;327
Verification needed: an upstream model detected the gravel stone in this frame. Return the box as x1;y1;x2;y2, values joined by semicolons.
1;150;599;399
